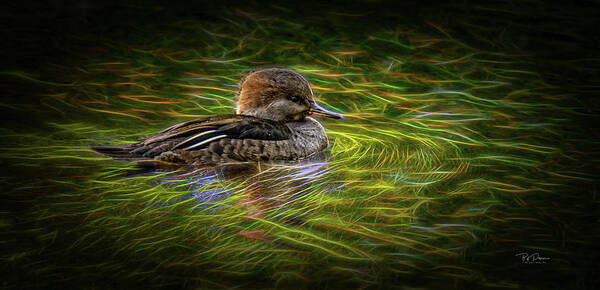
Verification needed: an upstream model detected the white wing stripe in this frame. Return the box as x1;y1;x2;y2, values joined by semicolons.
173;130;216;149
183;134;227;150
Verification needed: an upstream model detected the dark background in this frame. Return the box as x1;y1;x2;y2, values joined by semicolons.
3;0;599;129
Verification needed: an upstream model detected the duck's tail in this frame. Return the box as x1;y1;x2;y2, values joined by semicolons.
91;145;183;169
90;145;144;161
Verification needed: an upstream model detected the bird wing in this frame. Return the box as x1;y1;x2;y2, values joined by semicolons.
92;115;293;160
127;115;291;157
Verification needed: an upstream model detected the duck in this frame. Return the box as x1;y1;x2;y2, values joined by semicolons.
91;68;343;166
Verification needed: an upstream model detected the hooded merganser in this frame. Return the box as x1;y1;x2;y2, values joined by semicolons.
92;68;342;166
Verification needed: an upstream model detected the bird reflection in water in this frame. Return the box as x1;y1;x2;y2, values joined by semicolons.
141;153;343;246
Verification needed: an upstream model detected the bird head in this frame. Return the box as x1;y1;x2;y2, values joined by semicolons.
236;68;342;122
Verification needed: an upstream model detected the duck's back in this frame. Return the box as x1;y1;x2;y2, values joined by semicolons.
186;117;329;164
92;116;329;165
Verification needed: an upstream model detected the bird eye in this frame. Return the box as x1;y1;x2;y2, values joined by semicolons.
287;95;301;103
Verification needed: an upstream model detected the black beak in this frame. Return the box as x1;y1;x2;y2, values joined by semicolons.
308;102;343;119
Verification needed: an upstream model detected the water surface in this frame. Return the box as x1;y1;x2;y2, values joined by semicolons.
1;2;598;289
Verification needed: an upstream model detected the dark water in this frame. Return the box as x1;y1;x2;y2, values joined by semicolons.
1;1;598;289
